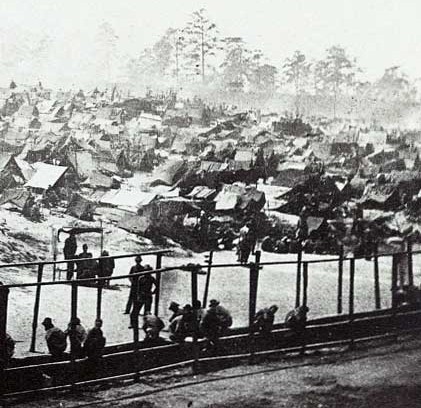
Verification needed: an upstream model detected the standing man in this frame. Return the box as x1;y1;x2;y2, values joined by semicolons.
125;256;146;314
129;265;156;329
77;244;95;279
64;232;77;280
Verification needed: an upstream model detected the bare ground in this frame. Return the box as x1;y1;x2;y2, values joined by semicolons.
8;335;421;408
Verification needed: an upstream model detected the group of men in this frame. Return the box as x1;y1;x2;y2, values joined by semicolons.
40;317;106;361
63;233;115;284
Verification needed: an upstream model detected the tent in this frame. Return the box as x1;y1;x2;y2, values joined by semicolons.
67;193;96;220
25;163;68;190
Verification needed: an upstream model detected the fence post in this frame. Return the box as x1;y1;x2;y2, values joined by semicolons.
96;285;103;320
0;283;10;398
391;254;399;341
132;276;141;382
154;253;162;317
70;280;78;389
407;238;414;287
295;249;302;308
301;262;309;355
349;258;355;350
249;251;260;364
374;244;381;310
191;266;200;374
202;251;214;308
29;264;44;353
337;245;344;314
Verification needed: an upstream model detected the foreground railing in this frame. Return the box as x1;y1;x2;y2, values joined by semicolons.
0;243;419;400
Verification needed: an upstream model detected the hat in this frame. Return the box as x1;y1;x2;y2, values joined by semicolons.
209;299;220;307
169;301;180;309
42;317;52;326
135;255;142;262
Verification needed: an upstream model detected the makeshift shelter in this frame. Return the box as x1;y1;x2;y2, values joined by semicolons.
25;163;68;191
0;188;31;210
99;189;156;213
81;171;120;190
273;161;308;188
67;193;96;220
150;159;188;187
118;214;151;235
186;185;217;200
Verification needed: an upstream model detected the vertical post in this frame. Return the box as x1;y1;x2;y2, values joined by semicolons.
374;244;381;310
202;251;214;308
249;251;260;363
302;262;308;309
0;284;10;398
391;254;399;341
349;258;355;350
191;267;200;374
70;280;78;388
337;245;344;314
132;276;140;382
100;220;104;255
29;264;44;353
407;238;414;287
154;254;162;317
295;249;302;308
96;286;103;320
391;254;398;309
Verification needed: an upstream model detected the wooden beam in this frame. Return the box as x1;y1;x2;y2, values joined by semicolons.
29;265;43;353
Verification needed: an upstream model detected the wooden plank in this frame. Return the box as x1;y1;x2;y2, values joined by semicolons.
295;250;302;308
29;264;43;353
374;244;381;309
191;267;200;374
337;245;344;314
154;254;162;316
202;251;214;308
0;284;10;398
349;258;355;349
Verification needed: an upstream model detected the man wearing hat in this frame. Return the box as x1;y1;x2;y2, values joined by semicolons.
41;317;67;358
129;264;156;329
125;255;146;314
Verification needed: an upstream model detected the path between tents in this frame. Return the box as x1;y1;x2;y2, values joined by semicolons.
11;335;421;408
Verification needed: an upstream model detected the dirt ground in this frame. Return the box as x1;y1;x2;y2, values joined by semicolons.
8;335;421;408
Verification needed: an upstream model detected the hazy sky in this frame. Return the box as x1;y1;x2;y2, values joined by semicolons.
0;0;420;87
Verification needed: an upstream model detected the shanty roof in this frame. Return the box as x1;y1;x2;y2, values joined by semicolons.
25;163;68;190
99;189;156;212
186;185;216;200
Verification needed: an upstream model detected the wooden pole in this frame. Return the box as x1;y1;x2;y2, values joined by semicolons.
295;249;302;308
70;280;78;389
132;277;141;382
202;251;214;308
100;220;104;255
337;245;344;314
391;254;398;309
349;258;355;350
407;238;414;287
191;267;200;374
96;286;103;320
374;244;381;310
301;261;309;355
29;264;44;353
0;284;10;398
249;251;260;363
154;254;162;316
302;262;308;309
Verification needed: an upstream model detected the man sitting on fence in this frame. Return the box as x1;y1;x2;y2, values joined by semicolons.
142;312;165;341
285;306;309;333
84;318;106;361
253;304;279;335
200;299;232;351
41;317;67;358
64;317;87;358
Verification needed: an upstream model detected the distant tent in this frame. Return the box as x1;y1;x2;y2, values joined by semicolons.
67;193;96;220
0;188;31;209
118;214;151;235
150;160;187;187
25;163;68;190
